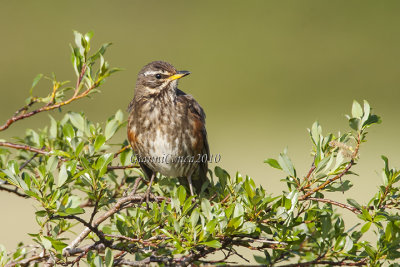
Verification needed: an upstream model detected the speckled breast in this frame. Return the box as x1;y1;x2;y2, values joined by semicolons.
131;97;198;178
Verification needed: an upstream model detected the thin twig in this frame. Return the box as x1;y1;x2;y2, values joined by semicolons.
0;142;49;155
0;185;28;198
5;254;48;267
302;158;316;190
89;188;104;225
19;145;45;170
113;145;131;158
107;164;139;170
52;215;111;247
0;72;97;132
303;197;361;214
300;160;354;200
71;241;103;267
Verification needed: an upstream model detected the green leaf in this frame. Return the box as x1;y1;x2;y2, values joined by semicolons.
41;237;52;250
361;222;372;233
326;180;353;192
69;112;85;132
51;150;72;158
104;119;119;140
35;210;48;217
92;255;103;267
59;207;85;215
201;198;212;220
347;198;362;210
244;178;256;199
160;229;175;240
315;155;332;173
95;153;114;177
51;239;68;252
205;219;217;233
62;123;75;140
264;158;282;170
373;215;387;222
362;114;381;128
361;100;370;125
215;166;229;188
343;235;353;252
58;163;68;187
233;203;244;218
73;31;85;58
177;186;187;205
94;135;106;152
201;239;222;248
362;243;376;258
46;156;58;173
361;209;372;222
105;248;113;267
90;43;112;61
49;115;58;139
381;155;390;177
278;152;296;177
385;222;393;241
254;253;270;265
43;236;68;252
190;208;200;227
2;168;27;191
115;109;123;122
75;141;85;156
241;221;256;234
349;118;360;131
287;190;299;213
351;100;363;118
182;196;194;214
225;204;235;218
310;121;322;146
30;74;43;95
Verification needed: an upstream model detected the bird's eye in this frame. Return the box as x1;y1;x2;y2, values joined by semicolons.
155;74;162;79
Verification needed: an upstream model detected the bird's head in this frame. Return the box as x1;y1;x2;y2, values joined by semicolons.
135;61;190;96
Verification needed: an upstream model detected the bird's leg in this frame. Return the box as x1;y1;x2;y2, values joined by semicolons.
187;174;195;196
142;173;155;208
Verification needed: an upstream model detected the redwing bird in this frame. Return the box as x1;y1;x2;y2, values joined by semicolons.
127;61;209;196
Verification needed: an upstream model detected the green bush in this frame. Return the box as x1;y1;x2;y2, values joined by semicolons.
0;32;399;267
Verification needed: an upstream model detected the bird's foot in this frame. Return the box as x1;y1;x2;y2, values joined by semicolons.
140;174;155;209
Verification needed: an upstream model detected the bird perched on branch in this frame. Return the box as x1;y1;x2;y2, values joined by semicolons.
127;61;209;197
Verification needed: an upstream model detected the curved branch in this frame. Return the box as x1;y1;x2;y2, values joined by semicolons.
303;197;361;214
0;184;28;198
300;160;354;200
0;142;49;155
0;64;97;132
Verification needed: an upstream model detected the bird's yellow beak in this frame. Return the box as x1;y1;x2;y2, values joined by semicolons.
168;71;191;81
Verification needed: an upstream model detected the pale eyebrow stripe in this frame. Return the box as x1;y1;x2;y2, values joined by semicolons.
143;70;169;76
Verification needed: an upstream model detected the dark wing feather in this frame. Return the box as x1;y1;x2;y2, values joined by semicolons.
177;89;209;192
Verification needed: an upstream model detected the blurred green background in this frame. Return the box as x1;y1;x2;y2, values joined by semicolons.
1;0;400;258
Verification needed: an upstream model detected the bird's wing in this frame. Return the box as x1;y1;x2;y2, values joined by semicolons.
177;89;209;181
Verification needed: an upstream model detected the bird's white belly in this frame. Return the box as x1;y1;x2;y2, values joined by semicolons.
144;129;185;177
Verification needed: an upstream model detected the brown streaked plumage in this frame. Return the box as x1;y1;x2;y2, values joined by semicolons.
127;61;209;195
